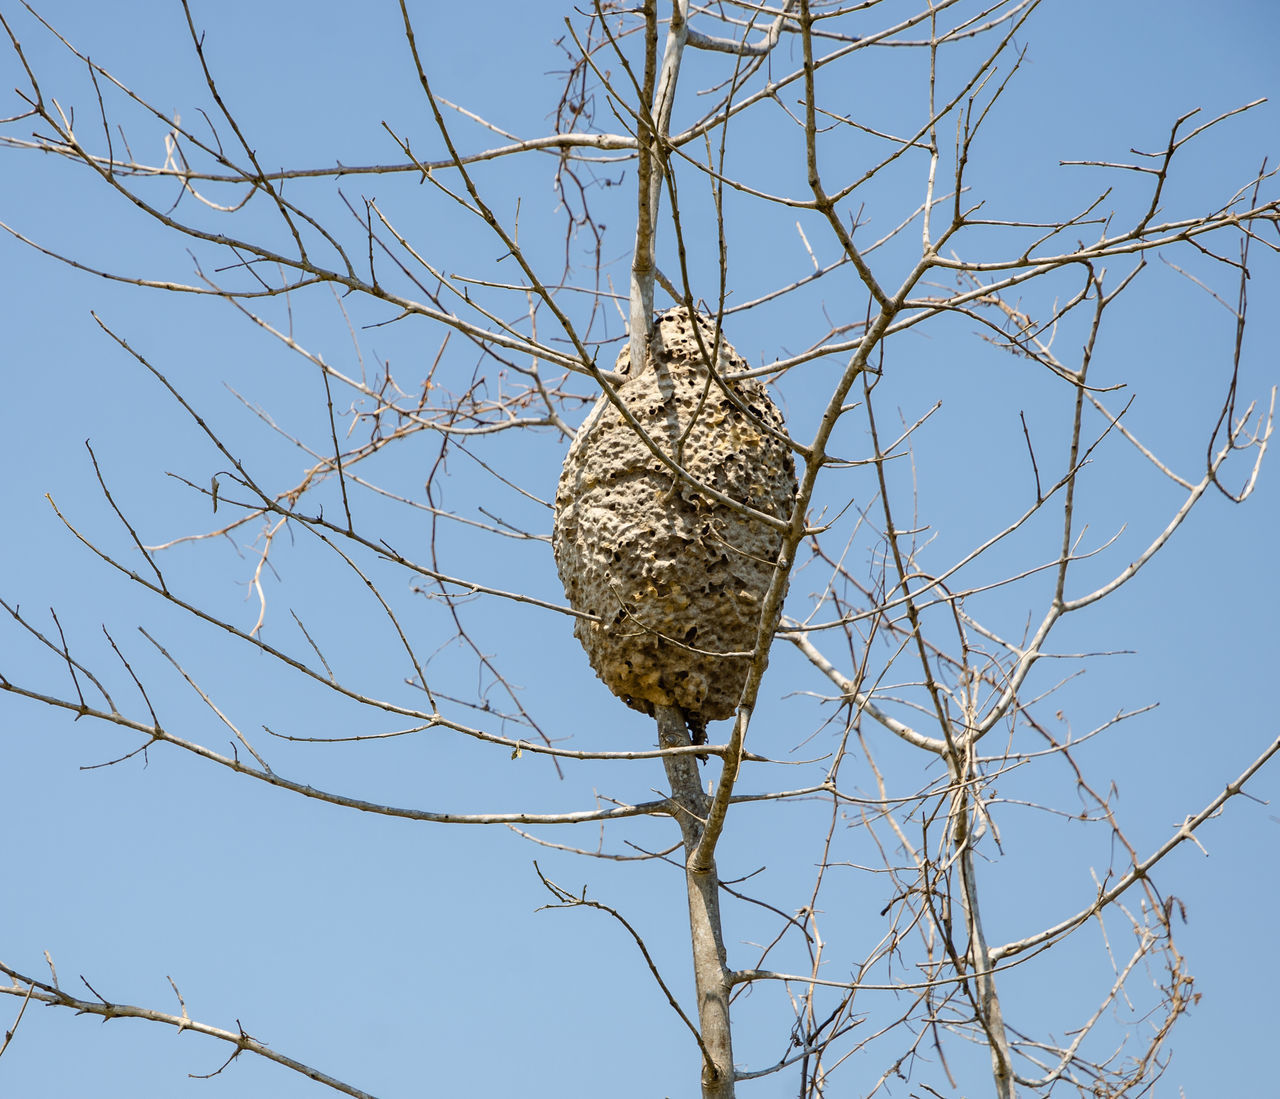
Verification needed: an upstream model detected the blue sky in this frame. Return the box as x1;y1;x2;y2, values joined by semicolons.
2;1;1278;1095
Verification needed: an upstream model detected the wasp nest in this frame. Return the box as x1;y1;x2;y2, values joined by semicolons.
553;308;797;728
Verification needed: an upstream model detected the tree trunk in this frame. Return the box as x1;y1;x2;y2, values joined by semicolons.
656;704;735;1098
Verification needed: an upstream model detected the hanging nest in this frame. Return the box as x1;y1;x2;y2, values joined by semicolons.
552;308;797;729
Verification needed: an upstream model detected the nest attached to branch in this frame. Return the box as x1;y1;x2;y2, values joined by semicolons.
553;308;798;729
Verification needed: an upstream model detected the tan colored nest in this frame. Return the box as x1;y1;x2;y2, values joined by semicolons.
553;309;797;725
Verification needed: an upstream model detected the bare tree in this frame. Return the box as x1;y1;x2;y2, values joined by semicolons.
2;2;1277;1096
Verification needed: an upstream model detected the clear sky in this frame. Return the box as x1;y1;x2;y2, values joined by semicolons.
2;1;1277;1096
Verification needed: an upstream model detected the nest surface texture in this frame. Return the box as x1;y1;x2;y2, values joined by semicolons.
553;309;798;722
